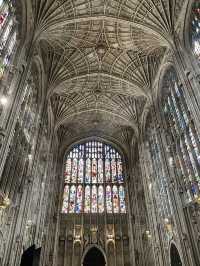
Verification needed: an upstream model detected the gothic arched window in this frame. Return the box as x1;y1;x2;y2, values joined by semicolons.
191;1;200;59
61;141;126;214
161;68;200;203
0;0;17;81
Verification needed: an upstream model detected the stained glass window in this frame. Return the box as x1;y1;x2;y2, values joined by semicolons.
61;141;126;214
69;185;76;213
75;185;83;213
84;185;90;213
91;185;97;213
64;158;71;183
162;68;200;203
119;186;126;213
0;1;17;81
106;185;112;213
113;185;119;213
98;185;104;213
62;185;69;213
98;159;103;183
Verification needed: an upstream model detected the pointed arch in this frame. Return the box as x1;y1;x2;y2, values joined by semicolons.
81;244;107;266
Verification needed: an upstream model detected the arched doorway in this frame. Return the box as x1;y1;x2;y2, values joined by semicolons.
170;243;182;266
20;245;41;266
83;247;106;266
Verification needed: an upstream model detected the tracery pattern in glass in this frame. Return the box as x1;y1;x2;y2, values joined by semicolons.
61;141;126;214
162;69;200;203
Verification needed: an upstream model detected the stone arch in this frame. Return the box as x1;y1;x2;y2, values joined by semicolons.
81;244;107;266
170;242;182;266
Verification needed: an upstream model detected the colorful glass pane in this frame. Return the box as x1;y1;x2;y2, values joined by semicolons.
64;158;71;183
106;186;112;213
75;185;83;213
62;185;69;213
85;158;91;183
105;159;111;182
91;158;97;183
84;186;90;213
98;185;104;213
78;158;84;183
117;160;123;183
69;186;76;213
71;158;77;183
119;186;126;213
91;185;97;213
98;159;104;183
113;185;119;213
111;159;117;182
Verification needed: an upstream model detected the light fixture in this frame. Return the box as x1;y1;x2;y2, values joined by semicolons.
145;230;152;239
0;95;8;105
164;217;173;233
0;193;10;210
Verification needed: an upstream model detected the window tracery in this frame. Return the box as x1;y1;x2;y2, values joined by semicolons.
61;141;126;214
161;68;200;203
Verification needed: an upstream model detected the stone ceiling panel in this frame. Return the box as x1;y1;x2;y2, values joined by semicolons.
27;0;186;145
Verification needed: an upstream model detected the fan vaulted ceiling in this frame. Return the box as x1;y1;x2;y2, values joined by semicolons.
25;0;185;147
